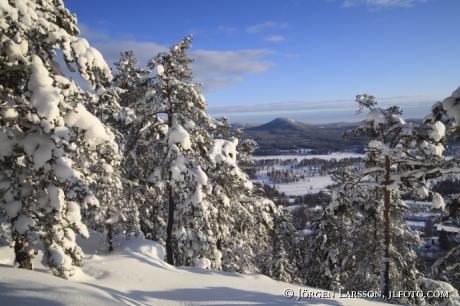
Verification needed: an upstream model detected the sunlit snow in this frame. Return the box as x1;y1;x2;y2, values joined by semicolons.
0;231;387;305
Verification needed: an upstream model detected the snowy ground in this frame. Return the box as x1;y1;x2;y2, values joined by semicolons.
0;231;388;305
258;176;334;196
251;153;364;196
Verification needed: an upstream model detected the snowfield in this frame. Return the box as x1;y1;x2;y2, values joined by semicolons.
251;153;365;195
0;231;387;305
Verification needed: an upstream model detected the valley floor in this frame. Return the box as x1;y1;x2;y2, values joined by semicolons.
251;152;364;195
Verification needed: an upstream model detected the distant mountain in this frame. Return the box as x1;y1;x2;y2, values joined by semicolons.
237;117;433;154
240;118;364;153
231;122;263;130
246;118;317;132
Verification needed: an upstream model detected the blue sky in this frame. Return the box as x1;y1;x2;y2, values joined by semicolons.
65;0;460;124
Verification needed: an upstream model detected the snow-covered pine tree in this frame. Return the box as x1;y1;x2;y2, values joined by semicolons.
231;125;258;169
81;86;142;252
200;118;248;271
303;201;358;290
105;50;164;245
229;196;280;274
332;94;445;297
444;195;460;220
139;35;216;266
419;86;460;294
325;168;392;293
112;50;150;107
266;207;300;283
205;118;290;275
0;0;116;277
122;107;166;243
205;128;248;271
303;207;337;289
432;243;460;291
271;241;293;283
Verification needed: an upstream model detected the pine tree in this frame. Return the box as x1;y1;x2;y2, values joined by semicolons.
230;196;280;274
0;0;116;277
445;195;460;220
272;241;293;283
206;134;250;271
138;36;216;265
424;86;460;294
267;208;300;283
432;244;460;291
439;229;450;251
204;118;285;273
81;86;142;251
112;50;150;107
122;110;166;244
303;167;366;291
332;94;445;297
303;203;359;291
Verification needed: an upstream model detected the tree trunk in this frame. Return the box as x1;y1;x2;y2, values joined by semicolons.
107;223;114;252
14;236;33;270
166;183;175;265
382;155;391;298
165;111;175;265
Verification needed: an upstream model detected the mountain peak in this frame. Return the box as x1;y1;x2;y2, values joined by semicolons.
272;117;296;123
246;117;314;132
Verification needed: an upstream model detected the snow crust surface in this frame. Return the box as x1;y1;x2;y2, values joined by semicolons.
0;231;386;305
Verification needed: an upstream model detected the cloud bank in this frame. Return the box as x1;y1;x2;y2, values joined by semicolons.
191;49;275;92
77;23;277;93
208;94;441;124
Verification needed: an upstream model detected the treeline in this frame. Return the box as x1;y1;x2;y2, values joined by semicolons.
292;190;331;206
296;157;364;173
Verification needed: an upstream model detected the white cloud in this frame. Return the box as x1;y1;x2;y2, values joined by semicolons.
191;49;275;75
197;76;245;92
93;44;276;93
92;41;168;68
77;23;110;41
75;23;276;93
341;0;428;8
191;49;275;92
95;46;275;92
247;22;289;34
265;35;288;43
